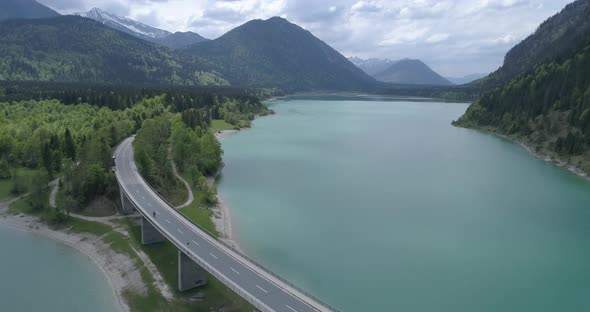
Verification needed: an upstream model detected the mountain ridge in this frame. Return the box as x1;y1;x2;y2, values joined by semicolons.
0;15;226;86
373;59;453;86
74;8;209;49
0;0;60;20
455;0;590;174
182;17;377;91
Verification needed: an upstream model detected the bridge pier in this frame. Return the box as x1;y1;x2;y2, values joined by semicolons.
119;186;136;215
141;217;165;244
178;250;207;291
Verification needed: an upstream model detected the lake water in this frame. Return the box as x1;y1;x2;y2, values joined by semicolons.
0;224;119;312
218;95;590;312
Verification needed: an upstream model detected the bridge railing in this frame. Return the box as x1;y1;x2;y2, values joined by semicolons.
134;170;341;312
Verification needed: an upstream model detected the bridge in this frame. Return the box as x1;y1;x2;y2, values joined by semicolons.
114;136;336;312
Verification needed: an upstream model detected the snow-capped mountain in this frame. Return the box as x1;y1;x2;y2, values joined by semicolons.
348;57;397;76
75;7;171;40
74;8;209;48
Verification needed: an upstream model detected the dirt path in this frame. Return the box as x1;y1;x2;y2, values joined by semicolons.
169;148;194;209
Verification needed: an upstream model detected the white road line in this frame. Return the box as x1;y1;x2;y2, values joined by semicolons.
285;304;298;312
147;202;152;207
256;285;268;294
155;210;160;215
177;229;184;234
230;267;240;275
191;240;200;246
142;196;145;200
209;253;218;260
165;219;171;224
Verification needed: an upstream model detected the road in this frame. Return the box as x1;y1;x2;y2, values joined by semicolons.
114;137;332;312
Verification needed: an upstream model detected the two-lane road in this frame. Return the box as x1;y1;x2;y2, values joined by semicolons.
114;137;332;312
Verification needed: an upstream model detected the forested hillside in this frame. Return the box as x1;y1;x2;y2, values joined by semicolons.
0;16;227;86
454;44;590;174
0;0;59;20
0;83;270;217
182;17;376;91
479;0;590;89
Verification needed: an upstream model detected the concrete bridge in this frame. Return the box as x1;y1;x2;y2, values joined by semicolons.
114;136;337;312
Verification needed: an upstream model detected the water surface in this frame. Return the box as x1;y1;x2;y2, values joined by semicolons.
0;224;119;312
218;95;590;312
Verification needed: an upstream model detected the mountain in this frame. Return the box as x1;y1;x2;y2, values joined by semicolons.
157;31;209;49
0;0;60;20
480;0;590;88
74;8;208;49
75;8;170;41
182;17;376;91
372;59;453;86
454;0;590;174
349;57;396;76
445;73;487;85
0;16;227;86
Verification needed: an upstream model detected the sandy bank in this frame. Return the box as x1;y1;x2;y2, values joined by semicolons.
214;129;238;140
0;202;173;312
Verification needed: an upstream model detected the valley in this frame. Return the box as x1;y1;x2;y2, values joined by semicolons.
0;0;589;311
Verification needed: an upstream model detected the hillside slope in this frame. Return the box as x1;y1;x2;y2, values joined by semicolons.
349;57;396;76
454;0;590;174
480;0;590;88
0;0;60;20
74;8;209;49
373;59;453;86
0;16;227;86
183;17;376;91
157;31;209;49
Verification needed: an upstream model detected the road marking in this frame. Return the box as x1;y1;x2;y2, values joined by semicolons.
256;285;268;294
135;190;139;194
209;253;218;260
165;219;171;224
230;267;240;275
177;229;184;234
191;240;200;246
147;202;152;207
285;305;298;312
155;211;160;215
142;196;145;200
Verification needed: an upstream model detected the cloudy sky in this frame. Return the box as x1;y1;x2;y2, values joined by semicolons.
38;0;574;77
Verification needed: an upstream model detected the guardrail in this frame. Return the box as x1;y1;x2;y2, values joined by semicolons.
122;140;341;312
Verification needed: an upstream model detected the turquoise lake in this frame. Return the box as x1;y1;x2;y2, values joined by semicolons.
218;95;590;312
0;224;119;312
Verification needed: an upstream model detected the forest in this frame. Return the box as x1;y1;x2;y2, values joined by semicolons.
454;44;590;173
0;83;271;222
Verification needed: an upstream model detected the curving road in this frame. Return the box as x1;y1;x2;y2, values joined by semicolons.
114;137;332;312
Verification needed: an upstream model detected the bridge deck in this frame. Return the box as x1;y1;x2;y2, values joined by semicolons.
114;137;332;312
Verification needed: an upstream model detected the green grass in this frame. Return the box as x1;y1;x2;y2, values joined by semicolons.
8;188;48;215
128;223;251;311
209;119;235;133
178;172;219;236
0;168;40;201
50;216;250;311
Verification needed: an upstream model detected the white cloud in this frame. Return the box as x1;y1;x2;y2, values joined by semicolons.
426;33;450;43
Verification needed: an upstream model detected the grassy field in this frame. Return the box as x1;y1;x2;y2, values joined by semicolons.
209;119;235;133
8;189;48;215
0;168;40;201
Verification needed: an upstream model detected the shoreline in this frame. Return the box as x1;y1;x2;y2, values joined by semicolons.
471;127;589;181
210;106;281;251
0;207;135;312
211;130;242;252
